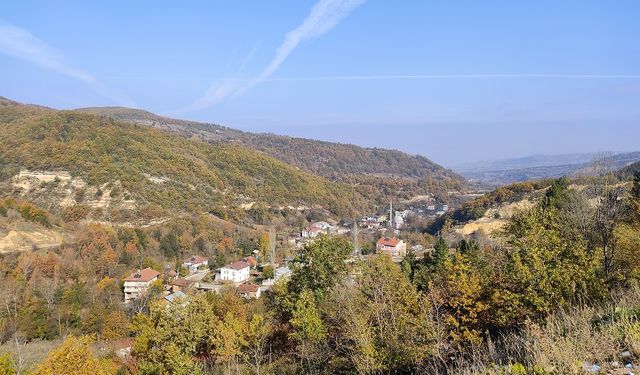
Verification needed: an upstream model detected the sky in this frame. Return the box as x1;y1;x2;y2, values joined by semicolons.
1;1;639;166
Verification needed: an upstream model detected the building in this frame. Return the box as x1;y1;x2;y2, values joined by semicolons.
182;255;208;273
163;291;188;304
220;261;250;283
244;256;258;268
124;268;160;303
376;237;407;258
171;278;191;293
302;225;322;239
302;221;337;238
261;265;292;287
237;284;261;299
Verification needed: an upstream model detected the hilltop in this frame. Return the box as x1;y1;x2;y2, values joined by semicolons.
77;107;464;182
0;99;370;221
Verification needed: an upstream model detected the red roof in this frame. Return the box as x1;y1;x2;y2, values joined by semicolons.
172;278;190;287
377;237;401;247
185;255;207;264
244;256;257;266
237;284;259;293
225;261;249;271
124;268;160;282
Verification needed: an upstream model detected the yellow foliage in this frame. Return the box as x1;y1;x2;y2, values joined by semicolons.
35;336;117;375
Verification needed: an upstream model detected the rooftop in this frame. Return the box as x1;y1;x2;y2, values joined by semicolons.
223;260;250;271
377;237;401;247
237;284;260;293
124;268;160;282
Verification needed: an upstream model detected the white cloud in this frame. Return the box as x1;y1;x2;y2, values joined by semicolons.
0;22;132;105
183;0;366;112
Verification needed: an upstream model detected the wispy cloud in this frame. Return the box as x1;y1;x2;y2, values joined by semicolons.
0;22;132;105
183;0;366;112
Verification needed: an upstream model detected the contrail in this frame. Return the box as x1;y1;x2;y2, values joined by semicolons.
258;73;640;81
0;22;133;105
182;0;366;112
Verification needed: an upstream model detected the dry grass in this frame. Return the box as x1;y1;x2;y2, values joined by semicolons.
435;289;640;374
0;338;61;373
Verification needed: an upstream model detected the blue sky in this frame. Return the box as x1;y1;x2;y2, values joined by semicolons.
1;1;639;166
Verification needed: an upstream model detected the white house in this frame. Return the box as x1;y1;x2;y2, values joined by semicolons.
220;261;250;283
123;268;160;303
376;237;407;258
237;284;261;299
302;221;338;238
182;255;208;273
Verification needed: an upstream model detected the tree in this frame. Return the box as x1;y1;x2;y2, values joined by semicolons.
160;232;180;259
244;313;274;375
262;264;275;280
289;289;326;372
426;237;448;272
493;206;603;327
0;352;15;375
594;187;626;279
438;253;488;349
327;255;434;373
541;177;570;210
287;236;353;304
35;336;117;375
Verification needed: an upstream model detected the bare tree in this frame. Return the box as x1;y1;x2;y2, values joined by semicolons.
586;154;627;278
560;188;595;244
594;187;626;278
12;333;30;375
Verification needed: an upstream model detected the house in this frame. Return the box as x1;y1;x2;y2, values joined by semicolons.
274;266;292;281
376;237;407;258
236;284;261;299
163;291;188;304
302;221;337;238
171;278;191;293
244;256;258;268
302;225;323;239
220;261;250;283
262;266;292;286
182;255;208;273
123;268;160;303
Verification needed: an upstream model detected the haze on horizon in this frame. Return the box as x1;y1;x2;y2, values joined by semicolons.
1;1;639;166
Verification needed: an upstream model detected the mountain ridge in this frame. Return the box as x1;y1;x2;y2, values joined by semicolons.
0;99;372;220
76;106;463;182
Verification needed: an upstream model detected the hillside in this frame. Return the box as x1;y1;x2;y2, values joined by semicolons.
0;99;369;220
77;107;464;183
618;160;640;178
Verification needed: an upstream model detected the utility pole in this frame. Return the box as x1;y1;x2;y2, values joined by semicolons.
353;219;360;257
389;199;394;230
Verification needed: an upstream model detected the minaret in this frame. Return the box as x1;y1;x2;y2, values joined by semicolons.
269;226;276;265
389;199;393;229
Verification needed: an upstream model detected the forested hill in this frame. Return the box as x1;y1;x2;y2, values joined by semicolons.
620;160;640;178
77;106;463;182
0;98;370;218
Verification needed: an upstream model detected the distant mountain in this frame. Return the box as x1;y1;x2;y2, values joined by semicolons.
77;107;463;182
0;98;370;220
455;152;640;186
454;152;607;173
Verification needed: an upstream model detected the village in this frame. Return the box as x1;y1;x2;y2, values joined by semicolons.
122;200;449;306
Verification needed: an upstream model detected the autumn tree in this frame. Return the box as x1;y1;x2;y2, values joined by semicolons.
286;236;353;304
35;336;117;375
